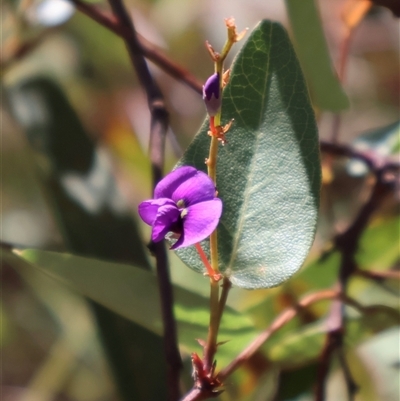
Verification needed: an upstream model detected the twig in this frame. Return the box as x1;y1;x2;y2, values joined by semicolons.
4;0;203;94
217;277;232;324
337;346;359;399
216;289;340;382
106;0;181;399
315;298;343;401
316;307;359;401
354;268;400;296
320;140;400;173
69;0;202;94
355;268;400;281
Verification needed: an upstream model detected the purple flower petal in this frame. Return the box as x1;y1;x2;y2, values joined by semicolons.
203;73;220;101
171;170;216;206
152;204;181;242
154;166;197;199
203;73;221;117
171;198;222;249
138;198;176;226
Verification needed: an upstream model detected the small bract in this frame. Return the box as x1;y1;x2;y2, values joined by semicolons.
138;166;222;249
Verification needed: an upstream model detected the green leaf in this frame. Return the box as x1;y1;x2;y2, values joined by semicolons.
285;0;350;111
274;363;318;400
265;322;325;367
176;21;321;289
356;215;400;270
12;249;257;365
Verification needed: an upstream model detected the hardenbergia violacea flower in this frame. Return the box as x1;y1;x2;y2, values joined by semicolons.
138;166;222;249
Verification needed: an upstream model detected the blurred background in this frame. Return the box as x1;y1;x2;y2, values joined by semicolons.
1;0;399;400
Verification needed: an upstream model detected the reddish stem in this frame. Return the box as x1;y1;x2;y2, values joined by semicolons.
195;243;220;280
210;116;216;134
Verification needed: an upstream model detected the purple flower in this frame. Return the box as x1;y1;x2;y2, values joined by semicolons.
203;73;221;116
138;166;222;249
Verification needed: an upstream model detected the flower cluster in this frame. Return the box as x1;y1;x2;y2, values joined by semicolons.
138;166;222;249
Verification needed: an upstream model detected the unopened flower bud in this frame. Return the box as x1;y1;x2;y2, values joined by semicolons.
203;73;221;116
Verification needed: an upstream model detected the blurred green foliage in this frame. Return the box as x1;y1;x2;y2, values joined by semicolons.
2;0;399;400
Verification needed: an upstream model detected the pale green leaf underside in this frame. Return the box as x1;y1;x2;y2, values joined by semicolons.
176;21;320;289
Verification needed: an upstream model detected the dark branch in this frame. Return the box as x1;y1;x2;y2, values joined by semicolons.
315;168;393;401
180;387;219;401
106;0;182;399
68;0;202;94
320;140;400;173
338;347;359;400
315;298;344;401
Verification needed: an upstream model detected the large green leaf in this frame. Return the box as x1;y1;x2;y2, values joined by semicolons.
176;21;321;289
356;215;400;270
285;0;350;111
11;249;257;365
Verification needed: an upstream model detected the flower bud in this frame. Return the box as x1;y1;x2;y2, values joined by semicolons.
203;73;221;116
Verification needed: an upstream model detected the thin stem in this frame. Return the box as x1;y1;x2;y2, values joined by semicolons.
153;242;182;400
203;277;220;371
355;268;400;281
201;25;234;375
337;347;359;401
201;20;246;378
217;277;232;326
202;277;231;372
315;297;343;401
207;136;219;184
209;231;219;274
